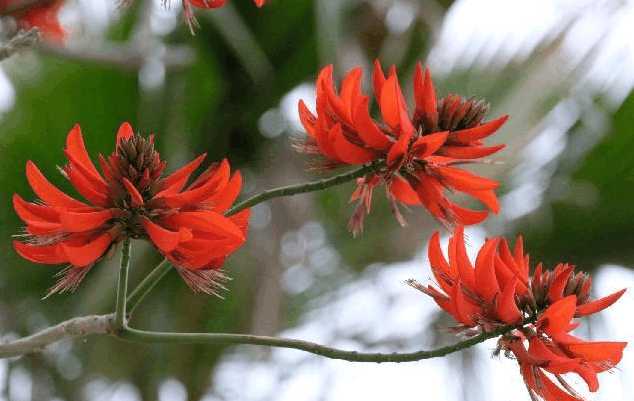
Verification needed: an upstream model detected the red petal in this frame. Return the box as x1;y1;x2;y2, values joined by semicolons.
565;341;626;372
26;161;87;208
65;124;105;185
61;233;113;267
450;115;509;143
575;288;626;317
380;74;415;137
229;208;250;235
329;124;377;164
122;178;144;207
372;60;387;101
537;371;584;401
435;166;499;191
142;217;187;253
298;100;317;138
14;241;67;264
164;211;245;241
451;226;476;290
386;129;412;167
66;167;110;207
538;295;577;336
412;131;449;159
452;282;478;326
438;144;506;159
496;279;522;324
389;176;420;205
210;171;242;213
448;203;489;225
159;153;207;194
548;264;573;303
339;67;363;120
116;122;134;144
13;193;60;225
428;231;453;294
352;96;391;150
413;63;437;128
59;209;115;232
474;238;500;303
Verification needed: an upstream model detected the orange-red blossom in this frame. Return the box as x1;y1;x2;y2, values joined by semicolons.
410;226;626;401
298;62;507;235
13;123;249;296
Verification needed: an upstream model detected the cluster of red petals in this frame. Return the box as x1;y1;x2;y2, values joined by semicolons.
0;0;65;42
298;62;507;235
410;226;627;401
13;123;249;296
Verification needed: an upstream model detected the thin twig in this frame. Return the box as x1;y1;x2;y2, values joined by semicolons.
226;161;383;216
0;28;40;61
0;315;113;359
114;239;132;330
118;323;515;363
126;259;172;316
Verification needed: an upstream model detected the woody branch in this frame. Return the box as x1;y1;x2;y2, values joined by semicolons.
0;312;522;362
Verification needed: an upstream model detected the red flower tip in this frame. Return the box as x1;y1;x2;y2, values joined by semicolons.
296;62;507;234
13;123;249;296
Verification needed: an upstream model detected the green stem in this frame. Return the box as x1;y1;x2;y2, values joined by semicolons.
114;239;132;330
125;162;383;313
226;161;383;216
118;323;513;363
126;259;172;315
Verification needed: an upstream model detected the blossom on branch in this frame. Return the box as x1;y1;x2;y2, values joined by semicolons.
0;0;65;42
13;123;249;296
408;226;627;401
297;62;507;235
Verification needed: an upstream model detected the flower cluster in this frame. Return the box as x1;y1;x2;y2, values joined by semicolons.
13;123;249;295
298;62;507;235
0;0;65;42
409;226;627;401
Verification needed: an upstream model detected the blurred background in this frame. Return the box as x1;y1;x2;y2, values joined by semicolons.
0;0;633;400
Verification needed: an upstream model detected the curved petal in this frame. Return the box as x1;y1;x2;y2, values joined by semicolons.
496;278;522;324
438;144;506;159
329;124;377;165
210;171;242;213
59;209;115;233
352;96;391;150
14;241;67;264
26;161;87;208
389;176;420;205
61;233;113;267
435;166;499;191
412;131;449;159
159;153;207;194
575;288;626;317
450;115;509;144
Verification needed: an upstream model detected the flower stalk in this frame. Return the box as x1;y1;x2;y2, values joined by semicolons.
226;160;384;216
114;239;131;330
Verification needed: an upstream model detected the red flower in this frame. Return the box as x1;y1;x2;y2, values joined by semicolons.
13;123;249;296
182;0;266;30
0;0;65;42
297;62;507;235
409;226;627;401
